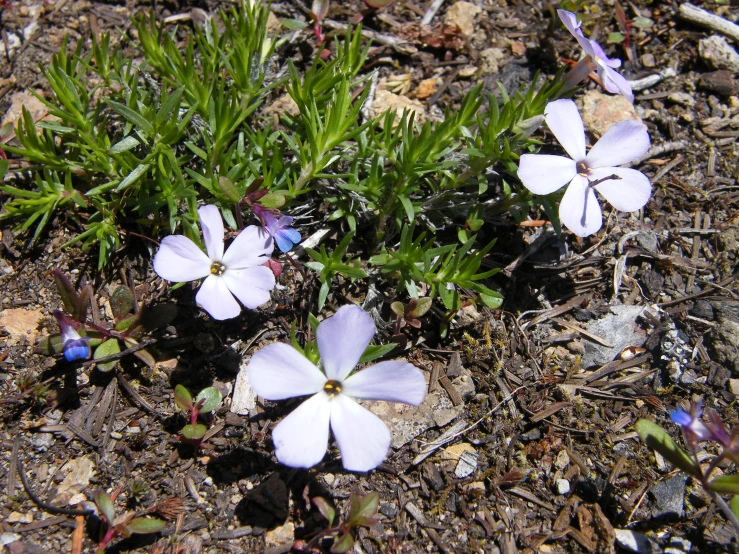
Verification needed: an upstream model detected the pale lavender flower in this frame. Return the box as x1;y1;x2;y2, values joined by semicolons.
517;99;651;237
558;9;634;102
153;205;275;320
246;305;426;472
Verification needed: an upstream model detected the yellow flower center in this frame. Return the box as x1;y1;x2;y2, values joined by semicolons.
323;380;342;397
210;262;226;276
576;161;590;177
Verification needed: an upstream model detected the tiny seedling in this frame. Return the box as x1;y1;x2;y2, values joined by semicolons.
390;297;432;334
92;487;165;554
174;384;223;449
297;492;380;553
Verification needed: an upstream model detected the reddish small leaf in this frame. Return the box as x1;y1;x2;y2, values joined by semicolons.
174;384;193;411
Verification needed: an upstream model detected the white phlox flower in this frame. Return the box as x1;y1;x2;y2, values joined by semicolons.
517;99;651;237
246;305;427;472
153;205;276;320
558;9;634;102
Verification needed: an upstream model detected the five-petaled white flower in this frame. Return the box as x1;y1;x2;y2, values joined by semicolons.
153;205;276;320
558;9;634;102
247;305;427;472
517;99;651;237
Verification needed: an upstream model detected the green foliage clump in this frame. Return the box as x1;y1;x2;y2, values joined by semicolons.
1;0;567;315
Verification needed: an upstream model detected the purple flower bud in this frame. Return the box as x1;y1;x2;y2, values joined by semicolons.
253;204;301;253
671;399;725;445
53;310;91;362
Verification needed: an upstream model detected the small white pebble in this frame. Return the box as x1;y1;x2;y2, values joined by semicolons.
556;479;571;495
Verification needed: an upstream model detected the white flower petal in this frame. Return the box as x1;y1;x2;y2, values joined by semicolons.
330;394;390;472
221;225;274;269
317;305;376;381
153;235;211;282
273;393;331;468
590;40;621;68
557;10;595;57
247;343;326;400
198;205;224;262
598;64;634;103
221;266;275;309
586;120;649;168
590;167;651;212
545;99;586;161
343;361;426;405
195;275;242;320
559;175;603;237
518;154;577;195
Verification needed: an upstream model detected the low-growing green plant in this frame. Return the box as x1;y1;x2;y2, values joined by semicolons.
390;297;432;333
2;0;571;318
173;384;222;448
38;270;176;370
92;487;165;553
636;401;739;536
295;492;380;552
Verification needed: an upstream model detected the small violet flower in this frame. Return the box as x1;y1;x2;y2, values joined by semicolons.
153;205;275;320
246;305;427;471
517;99;651;237
671;399;731;448
558;9;634;102
252;204;301;253
53;310;90;362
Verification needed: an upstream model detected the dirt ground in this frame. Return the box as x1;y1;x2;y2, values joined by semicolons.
1;0;739;552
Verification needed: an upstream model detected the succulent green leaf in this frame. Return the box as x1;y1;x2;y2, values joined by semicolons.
260;193;286;209
53;270;80;317
281;18;309;30
407;297;432;318
313;496;336;527
93;490;116;524
708;475;739;495
110;286;135;320
174;384;193;411
126;517;166;534
390;301;405;318
634;419;699;476
195;387;222;413
182;423;208;440
358;343;397;364
348;492;379;527
218;176;242;203
731;495;739;521
330;532;354;554
110;136;140;154
94;339;121;372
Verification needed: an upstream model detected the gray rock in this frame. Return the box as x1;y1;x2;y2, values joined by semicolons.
711;306;739;373
615;530;662;553
636;230;659;253
369;388;462;449
650;474;687;518
665;536;692;554
699;35;739;72
582;305;649;368
32;432;54;452
455;450;478;478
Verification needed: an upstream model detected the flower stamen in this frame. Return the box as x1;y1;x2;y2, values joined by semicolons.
210;261;226;276
323;380;342;397
576;161;590;177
